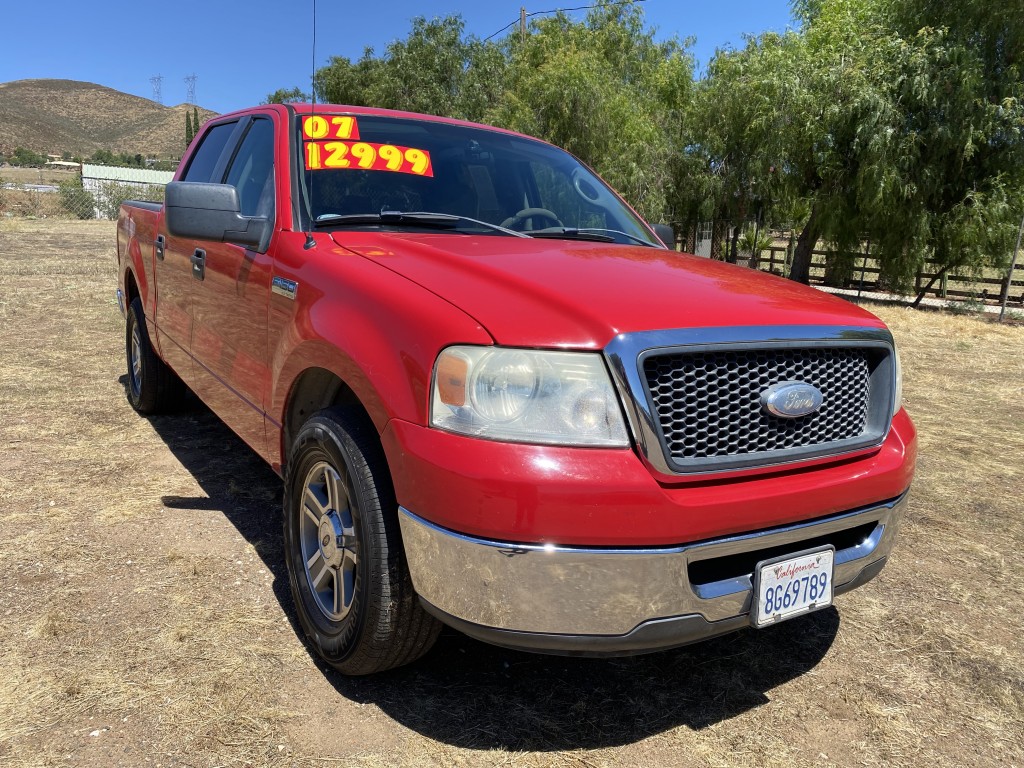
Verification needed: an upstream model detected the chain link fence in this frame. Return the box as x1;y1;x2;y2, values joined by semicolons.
0;164;172;221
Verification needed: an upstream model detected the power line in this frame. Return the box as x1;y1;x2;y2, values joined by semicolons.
484;0;647;42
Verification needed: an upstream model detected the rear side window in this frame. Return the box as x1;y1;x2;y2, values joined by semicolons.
182;122;237;182
225;119;275;217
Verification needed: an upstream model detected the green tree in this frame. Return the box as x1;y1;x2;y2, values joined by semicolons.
684;0;1023;289
185;110;194;148
88;149;116;166
681;0;906;279
305;3;690;220
676;33;801;262
9;147;48;167
263;86;309;104
277;0;1024;280
315;16;506;122
863;0;1024;298
489;2;693;222
193;107;201;138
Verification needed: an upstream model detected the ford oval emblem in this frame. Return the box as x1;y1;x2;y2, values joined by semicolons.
761;381;824;419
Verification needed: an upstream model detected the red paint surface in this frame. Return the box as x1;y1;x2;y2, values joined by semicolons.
116;103;917;546
383;409;916;546
336;232;884;349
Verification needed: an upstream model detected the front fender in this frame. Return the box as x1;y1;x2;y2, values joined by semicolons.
267;234;492;465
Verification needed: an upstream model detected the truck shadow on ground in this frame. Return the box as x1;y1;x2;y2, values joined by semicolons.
337;612;839;750
137;385;840;751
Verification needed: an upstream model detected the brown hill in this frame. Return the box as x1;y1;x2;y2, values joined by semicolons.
0;79;219;160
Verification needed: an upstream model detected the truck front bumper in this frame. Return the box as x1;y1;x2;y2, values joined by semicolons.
398;492;908;655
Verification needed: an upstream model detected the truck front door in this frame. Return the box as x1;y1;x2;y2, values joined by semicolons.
156;119;239;386
189;116;276;459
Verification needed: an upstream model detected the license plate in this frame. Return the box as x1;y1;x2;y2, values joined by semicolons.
752;546;835;628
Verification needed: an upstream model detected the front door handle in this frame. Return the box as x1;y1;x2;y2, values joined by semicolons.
155;234;166;261
190;248;206;281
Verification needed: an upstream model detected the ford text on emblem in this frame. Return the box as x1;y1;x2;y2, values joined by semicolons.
760;381;824;418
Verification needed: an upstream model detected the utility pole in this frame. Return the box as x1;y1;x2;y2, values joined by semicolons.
520;6;526;44
184;74;198;105
150;74;163;105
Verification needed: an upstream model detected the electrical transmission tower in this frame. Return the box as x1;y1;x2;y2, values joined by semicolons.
150;74;163;105
184;74;197;104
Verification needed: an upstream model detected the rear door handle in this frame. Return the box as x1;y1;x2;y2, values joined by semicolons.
155;234;166;261
190;248;206;281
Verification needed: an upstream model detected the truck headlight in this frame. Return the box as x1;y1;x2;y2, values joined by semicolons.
431;346;630;447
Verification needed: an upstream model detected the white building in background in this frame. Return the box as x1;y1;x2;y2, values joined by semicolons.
81;163;174;191
81;163;174;218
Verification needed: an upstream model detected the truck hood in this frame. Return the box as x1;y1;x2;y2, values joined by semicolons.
331;232;885;348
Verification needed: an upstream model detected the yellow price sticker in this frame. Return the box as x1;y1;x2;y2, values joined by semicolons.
305;141;433;177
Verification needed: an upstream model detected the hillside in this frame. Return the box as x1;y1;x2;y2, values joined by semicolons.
0;79;219;159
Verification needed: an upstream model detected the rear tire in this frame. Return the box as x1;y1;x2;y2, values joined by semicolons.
283;408;440;675
125;296;184;414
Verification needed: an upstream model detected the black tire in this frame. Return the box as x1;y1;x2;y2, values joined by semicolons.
283;408;440;675
125;296;184;414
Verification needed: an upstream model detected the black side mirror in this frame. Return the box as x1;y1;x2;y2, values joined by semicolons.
653;223;676;249
165;181;271;252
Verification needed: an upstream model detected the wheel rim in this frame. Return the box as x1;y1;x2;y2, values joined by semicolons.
299;460;359;621
129;323;143;396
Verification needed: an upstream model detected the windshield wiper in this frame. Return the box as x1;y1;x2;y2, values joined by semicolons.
576;228;658;246
314;210;529;238
527;229;617;243
525;227;657;246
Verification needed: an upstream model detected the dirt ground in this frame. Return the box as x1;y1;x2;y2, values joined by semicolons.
0;219;1021;768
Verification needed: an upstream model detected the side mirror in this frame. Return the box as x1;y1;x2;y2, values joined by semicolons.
652;223;676;250
165;181;271;251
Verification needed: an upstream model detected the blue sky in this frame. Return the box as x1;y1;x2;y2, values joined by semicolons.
2;0;795;114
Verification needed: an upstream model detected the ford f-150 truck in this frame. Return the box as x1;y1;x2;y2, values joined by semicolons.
116;104;916;675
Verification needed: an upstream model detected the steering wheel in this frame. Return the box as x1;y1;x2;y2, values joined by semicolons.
500;208;563;231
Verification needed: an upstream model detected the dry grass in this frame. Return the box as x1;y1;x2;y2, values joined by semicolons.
0;221;1021;768
1;167;80;186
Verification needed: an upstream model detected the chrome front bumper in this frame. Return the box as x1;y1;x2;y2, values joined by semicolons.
399;492;908;654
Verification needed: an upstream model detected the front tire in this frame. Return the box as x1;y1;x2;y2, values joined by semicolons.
283;408;440;675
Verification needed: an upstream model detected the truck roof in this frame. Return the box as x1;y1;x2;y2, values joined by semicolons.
220;103;543;144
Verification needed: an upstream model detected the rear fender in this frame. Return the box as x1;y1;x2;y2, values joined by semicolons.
118;206;159;317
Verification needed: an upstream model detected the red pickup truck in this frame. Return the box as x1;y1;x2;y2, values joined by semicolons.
116;104;916;675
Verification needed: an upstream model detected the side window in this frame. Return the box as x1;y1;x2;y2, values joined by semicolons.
224;119;275;217
182;122;237;182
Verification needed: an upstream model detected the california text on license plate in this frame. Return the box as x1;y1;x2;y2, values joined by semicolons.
752;546;835;628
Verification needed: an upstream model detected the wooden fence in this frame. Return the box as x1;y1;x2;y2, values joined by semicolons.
755;246;1024;308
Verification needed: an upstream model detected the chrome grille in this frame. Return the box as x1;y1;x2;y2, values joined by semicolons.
642;346;879;471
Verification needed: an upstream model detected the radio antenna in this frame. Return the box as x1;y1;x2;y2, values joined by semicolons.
310;0;317;115
303;0;318;249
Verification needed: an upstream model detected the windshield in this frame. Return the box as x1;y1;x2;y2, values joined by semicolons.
296;113;659;246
